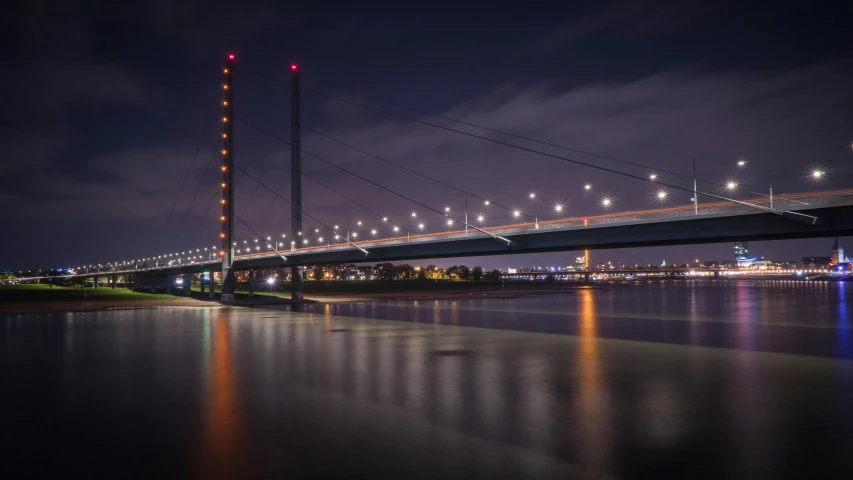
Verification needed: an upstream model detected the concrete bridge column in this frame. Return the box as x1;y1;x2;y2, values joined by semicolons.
209;273;215;299
200;273;206;294
183;273;191;296
248;270;254;296
111;274;116;289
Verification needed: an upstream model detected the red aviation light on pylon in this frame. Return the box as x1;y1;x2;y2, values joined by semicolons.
227;53;235;61
291;64;298;71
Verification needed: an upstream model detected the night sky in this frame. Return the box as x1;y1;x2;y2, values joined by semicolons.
5;1;853;271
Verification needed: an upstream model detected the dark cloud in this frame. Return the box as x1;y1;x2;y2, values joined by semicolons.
531;0;716;52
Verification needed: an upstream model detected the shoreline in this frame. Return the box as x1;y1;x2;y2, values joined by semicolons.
0;282;596;315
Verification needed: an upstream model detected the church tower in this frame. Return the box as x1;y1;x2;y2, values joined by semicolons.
832;237;847;264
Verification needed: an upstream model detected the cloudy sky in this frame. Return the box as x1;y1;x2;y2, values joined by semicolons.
4;0;853;271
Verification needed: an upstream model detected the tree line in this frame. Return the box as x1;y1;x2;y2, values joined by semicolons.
371;263;502;282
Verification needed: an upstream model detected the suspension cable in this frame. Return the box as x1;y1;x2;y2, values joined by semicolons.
235;115;512;243
293;91;817;223
233;163;369;254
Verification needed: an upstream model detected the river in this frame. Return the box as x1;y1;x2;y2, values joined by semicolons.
1;280;851;478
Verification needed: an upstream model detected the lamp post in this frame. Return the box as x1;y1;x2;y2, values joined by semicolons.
693;158;698;215
529;193;538;229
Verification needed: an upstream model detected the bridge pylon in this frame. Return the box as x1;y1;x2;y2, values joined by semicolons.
290;63;304;300
220;53;236;301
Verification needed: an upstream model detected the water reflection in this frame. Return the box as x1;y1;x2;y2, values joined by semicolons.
575;288;610;467
200;312;248;477
3;282;853;478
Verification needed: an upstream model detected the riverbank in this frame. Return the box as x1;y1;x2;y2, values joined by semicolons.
0;284;216;315
1;281;594;314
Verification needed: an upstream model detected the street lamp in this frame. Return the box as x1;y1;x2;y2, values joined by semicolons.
553;203;564;215
529;193;538;229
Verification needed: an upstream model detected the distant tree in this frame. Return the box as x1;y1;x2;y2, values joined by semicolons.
417;268;428;281
446;266;459;280
312;268;324;281
396;264;415;280
484;268;502;281
374;262;395;281
457;265;471;282
471;266;483;281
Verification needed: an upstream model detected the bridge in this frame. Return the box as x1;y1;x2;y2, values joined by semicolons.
16;53;853;299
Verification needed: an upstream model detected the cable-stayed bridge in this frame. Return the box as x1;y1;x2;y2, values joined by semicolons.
21;54;853;300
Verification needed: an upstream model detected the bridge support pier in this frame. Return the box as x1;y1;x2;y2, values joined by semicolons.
111;274;116;289
209;274;215;299
248;270;254;296
200;274;206;294
183;274;191;296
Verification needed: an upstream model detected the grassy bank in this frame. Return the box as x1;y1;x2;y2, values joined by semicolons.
0;284;177;302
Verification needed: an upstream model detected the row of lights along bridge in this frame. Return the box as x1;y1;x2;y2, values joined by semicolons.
54;162;828;274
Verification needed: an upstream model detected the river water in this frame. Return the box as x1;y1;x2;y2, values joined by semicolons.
2;280;851;478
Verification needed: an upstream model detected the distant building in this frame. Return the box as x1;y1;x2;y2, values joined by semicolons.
734;241;756;267
702;260;720;267
832;237;850;265
801;257;833;269
734;242;748;259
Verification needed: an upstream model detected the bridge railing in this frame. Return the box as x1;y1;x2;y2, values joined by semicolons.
239;190;853;259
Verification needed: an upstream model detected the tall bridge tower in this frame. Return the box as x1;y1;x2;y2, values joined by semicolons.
290;63;304;300
220;53;236;301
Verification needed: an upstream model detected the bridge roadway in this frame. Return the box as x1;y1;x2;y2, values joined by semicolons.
33;189;853;281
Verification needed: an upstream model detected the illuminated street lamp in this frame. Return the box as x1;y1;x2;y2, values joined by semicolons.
811;169;824;179
584;184;591;190
529;193;538;229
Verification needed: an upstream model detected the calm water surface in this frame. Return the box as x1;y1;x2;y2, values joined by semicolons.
2;280;852;478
